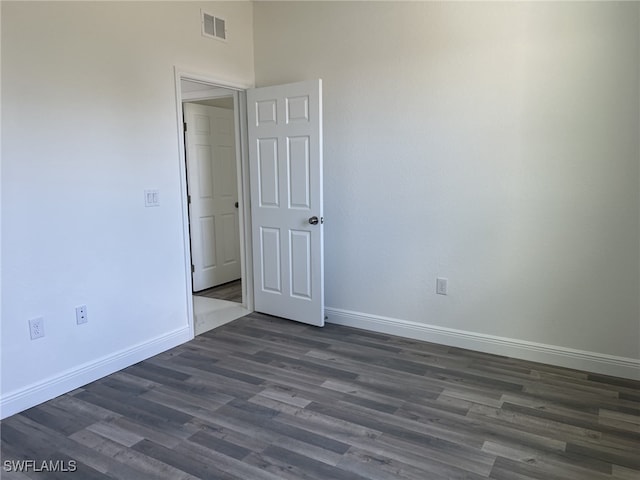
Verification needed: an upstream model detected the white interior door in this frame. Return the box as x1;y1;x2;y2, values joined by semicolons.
185;103;241;291
247;79;324;327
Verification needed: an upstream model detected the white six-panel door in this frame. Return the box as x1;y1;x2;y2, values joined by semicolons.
247;80;324;326
184;103;241;292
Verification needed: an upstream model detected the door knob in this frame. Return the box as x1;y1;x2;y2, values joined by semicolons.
308;216;323;225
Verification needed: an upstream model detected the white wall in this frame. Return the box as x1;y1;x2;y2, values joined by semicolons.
254;2;640;374
1;1;638;420
1;1;254;417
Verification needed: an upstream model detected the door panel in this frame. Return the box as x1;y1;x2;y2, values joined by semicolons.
200;216;217;268
258;138;280;207
185;103;241;291
247;79;324;326
287;137;311;209
289;229;311;299
221;213;238;264
260;227;282;293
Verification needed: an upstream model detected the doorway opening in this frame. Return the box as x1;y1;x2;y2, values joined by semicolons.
177;73;324;333
177;74;253;336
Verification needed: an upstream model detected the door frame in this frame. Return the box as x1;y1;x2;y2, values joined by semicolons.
174;68;254;338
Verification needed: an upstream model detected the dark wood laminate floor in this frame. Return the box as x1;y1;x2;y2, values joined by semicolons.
2;313;639;479
195;280;242;303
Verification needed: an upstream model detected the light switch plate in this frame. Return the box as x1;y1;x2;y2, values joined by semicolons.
144;189;160;207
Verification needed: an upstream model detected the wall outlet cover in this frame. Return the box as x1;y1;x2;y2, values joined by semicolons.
29;317;45;340
436;277;448;295
76;305;88;325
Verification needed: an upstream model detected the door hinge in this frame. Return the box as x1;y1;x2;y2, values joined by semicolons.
188;195;191;204
183;122;188;132
191;264;195;273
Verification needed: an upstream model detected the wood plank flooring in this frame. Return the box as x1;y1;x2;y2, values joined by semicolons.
195;280;242;304
2;312;639;479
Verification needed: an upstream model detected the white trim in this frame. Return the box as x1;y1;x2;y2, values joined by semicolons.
235;90;255;312
0;326;191;420
325;307;640;381
174;68;253;92
174;69;196;340
181;87;234;103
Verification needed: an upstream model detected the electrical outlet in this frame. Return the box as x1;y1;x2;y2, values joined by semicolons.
29;317;45;340
436;277;448;295
76;305;88;325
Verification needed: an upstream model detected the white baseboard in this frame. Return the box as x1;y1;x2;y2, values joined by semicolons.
325;307;640;381
0;326;192;420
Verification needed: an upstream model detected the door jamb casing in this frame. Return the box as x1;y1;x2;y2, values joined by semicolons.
174;68;254;339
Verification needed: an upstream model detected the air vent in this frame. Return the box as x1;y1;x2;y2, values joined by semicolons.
201;11;226;41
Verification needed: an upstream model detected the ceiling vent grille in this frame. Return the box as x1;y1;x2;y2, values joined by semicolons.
202;11;226;41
